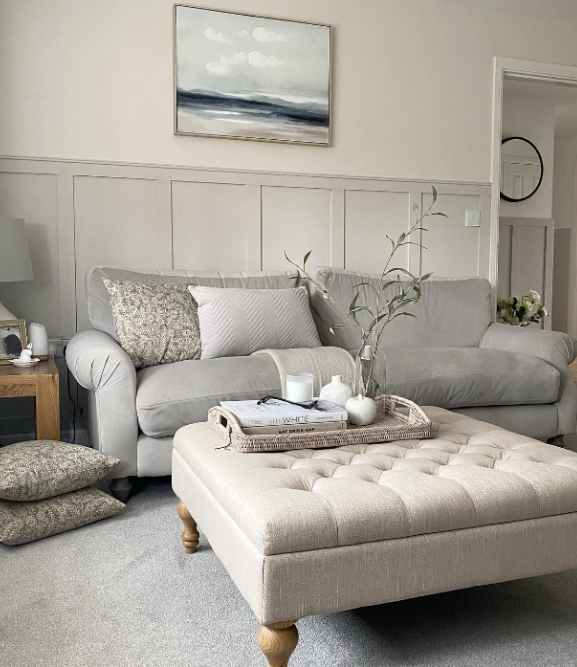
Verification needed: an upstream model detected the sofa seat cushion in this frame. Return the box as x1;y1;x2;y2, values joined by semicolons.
136;355;281;438
173;408;577;556
386;347;560;409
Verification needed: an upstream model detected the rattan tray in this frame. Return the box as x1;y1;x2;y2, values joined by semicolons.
208;395;432;453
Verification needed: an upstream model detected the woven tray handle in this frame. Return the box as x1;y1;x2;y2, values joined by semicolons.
385;394;430;425
208;406;244;442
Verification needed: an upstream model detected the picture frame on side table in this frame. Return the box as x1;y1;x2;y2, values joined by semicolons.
0;319;27;364
174;4;332;145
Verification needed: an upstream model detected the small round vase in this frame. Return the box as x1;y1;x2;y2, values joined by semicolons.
319;375;354;408
345;395;377;426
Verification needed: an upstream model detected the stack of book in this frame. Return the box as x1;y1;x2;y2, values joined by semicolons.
220;398;348;435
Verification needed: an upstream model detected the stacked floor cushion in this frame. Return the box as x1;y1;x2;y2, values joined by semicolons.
0;440;125;545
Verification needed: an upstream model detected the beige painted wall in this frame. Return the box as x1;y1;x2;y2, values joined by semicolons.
3;0;577;182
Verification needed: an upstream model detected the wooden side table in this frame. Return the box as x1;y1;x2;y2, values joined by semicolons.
0;359;60;440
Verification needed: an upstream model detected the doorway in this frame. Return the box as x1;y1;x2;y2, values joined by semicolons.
491;58;577;335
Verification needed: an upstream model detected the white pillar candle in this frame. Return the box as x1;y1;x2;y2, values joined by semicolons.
29;322;49;356
285;373;314;403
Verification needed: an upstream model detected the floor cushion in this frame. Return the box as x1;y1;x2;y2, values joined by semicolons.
0;488;124;545
136;355;281;438
0;440;120;501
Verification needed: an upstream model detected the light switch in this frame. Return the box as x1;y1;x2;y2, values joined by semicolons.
465;210;480;227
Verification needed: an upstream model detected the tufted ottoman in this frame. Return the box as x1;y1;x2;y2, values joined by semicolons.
172;407;577;666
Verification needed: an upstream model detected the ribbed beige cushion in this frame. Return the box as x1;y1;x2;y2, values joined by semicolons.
173;408;577;556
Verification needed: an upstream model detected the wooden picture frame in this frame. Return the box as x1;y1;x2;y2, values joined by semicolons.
174;4;332;145
0;319;27;364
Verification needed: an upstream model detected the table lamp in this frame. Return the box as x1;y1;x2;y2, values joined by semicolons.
0;217;33;320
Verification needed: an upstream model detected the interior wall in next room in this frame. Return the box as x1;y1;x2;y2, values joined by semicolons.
553;227;571;333
551;133;577;334
501;95;555;219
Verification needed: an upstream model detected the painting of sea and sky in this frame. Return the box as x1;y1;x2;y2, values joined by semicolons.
174;6;331;144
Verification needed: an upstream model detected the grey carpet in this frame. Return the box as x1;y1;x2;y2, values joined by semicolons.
3;478;577;667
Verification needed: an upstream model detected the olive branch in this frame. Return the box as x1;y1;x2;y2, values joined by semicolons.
285;185;447;354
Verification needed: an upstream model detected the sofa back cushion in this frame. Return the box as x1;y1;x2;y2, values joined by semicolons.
190;285;321;359
86;266;298;340
311;267;492;350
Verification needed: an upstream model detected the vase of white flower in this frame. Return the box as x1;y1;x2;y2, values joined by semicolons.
496;290;548;327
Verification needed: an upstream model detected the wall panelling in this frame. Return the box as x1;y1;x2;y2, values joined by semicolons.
0;157;492;338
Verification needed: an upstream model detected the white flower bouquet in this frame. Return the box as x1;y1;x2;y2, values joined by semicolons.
496;290;548;327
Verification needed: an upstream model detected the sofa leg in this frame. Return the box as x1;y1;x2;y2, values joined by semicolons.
547;435;565;448
109;477;133;502
176;500;199;554
258;621;299;667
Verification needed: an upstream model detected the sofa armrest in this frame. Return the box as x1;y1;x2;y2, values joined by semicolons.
481;323;577;435
66;329;138;477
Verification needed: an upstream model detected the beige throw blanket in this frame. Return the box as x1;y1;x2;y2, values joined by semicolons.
253;347;355;398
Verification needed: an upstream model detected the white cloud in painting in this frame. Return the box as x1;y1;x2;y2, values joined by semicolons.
206;51;247;75
252;26;287;42
248;51;284;68
204;27;231;43
176;6;329;99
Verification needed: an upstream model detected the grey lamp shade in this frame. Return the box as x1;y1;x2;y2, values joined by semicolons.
0;217;33;282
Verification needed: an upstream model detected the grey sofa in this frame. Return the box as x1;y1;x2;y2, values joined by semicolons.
66;265;577;499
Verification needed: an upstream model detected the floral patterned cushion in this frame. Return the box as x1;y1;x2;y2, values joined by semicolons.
0;488;124;545
103;278;201;369
0;440;120;501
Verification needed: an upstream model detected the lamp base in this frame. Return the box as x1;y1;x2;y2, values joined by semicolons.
0;299;16;320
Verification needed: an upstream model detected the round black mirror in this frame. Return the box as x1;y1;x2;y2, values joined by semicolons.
500;137;544;202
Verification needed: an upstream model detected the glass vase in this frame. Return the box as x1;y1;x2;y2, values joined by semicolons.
354;331;387;399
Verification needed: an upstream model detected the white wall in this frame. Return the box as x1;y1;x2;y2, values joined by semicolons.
3;0;577;182
553;132;577;228
553;133;577;334
553;227;571;332
500;96;555;218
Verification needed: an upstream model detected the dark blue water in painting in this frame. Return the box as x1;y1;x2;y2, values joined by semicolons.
176;89;329;143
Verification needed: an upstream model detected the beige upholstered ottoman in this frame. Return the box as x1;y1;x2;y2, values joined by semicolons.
172;407;577;666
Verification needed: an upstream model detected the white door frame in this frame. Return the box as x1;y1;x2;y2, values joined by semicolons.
491;57;577;306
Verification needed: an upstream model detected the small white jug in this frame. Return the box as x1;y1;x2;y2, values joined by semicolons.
319;375;354;409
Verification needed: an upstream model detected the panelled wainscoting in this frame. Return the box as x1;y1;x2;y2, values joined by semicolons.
0;156;491;341
497;217;554;330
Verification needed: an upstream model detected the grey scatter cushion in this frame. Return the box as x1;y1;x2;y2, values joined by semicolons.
103;278;201;369
0;488;125;546
0;440;120;502
189;285;322;359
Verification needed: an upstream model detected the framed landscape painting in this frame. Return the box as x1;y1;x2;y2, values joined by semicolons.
174;5;331;145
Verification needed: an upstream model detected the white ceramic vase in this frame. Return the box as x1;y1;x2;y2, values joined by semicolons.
345;395;378;426
319;375;354;408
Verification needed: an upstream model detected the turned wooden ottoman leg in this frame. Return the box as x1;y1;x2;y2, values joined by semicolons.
258;621;299;667
176;500;199;554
